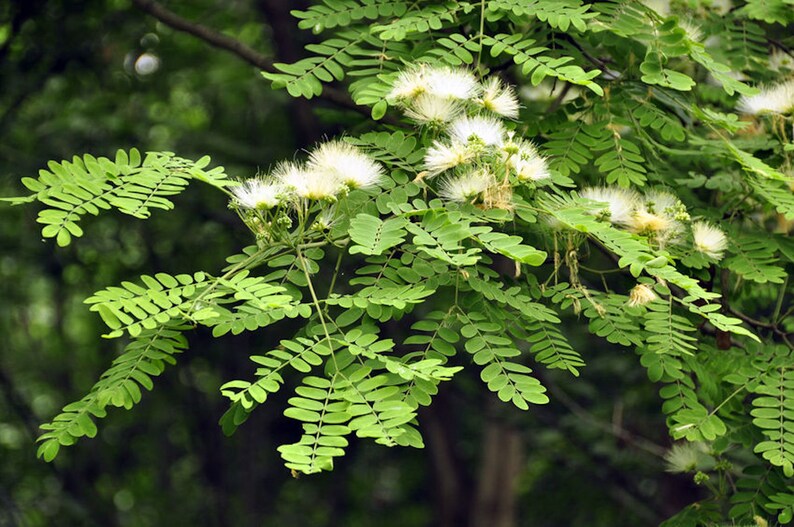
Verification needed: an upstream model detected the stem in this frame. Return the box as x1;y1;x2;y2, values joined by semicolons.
476;0;485;70
297;247;339;371
187;245;271;313
773;274;789;323
327;249;344;297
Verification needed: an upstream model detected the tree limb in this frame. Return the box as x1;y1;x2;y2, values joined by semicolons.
129;0;373;116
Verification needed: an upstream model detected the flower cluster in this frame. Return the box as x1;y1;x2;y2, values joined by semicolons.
388;65;549;208
580;186;727;259
231;140;384;211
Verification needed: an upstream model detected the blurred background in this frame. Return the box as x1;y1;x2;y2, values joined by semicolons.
0;1;701;525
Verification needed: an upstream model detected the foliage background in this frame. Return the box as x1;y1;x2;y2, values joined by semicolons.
1;0;790;526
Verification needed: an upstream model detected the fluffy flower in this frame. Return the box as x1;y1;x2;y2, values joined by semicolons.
404;94;463;126
449;115;505;146
476;77;520;119
388;66;479;104
307;140;384;190
664;443;713;474
438;170;494;202
424;67;479;100
738;79;794;115
709;0;732;15
312;207;339;231
387;68;427;103
274;161;342;200
628;283;658;307
506;141;550;181
629;191;688;243
515;155;550;182
679;20;702;42
424;140;473;176
691;221;728;260
631;209;676;234
644;190;688;219
769;49;794;73
231;178;284;210
580;186;641;226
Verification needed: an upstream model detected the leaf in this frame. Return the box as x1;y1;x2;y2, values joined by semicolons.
348;214;408;255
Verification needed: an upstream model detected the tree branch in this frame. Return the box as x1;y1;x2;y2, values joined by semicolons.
129;0;374;117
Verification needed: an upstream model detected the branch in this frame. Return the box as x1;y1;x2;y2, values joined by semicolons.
542;375;667;459
129;0;373;117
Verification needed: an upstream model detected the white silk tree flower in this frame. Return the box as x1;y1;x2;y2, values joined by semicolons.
449;115;505;146
438;170;494;202
505;141;550;181
424;140;473;176
738;79;794;115
691;221;728;260
630;208;677;236
629;190;688;244
664;442;712;474
307;140;384;190
709;0;731;15
679;20;702;42
628;283;658;307
387;68;427;103
231;178;284;210
388;66;479;105
424;66;479;100
475;77;520;118
273;161;342;201
769;49;794;73
580;186;641;226
404;94;463;126
515;155;550;182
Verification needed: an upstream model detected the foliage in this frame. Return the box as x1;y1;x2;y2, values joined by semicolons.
4;0;794;525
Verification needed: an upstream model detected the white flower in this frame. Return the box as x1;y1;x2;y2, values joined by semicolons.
424;140;473;176
628;283;658;307
629;191;688;244
387;68;427;103
476;77;520;119
273;161;342;200
691;221;728;260
738;79;794;115
664;442;713;474
438;170;494;202
580;186;641;226
679;20;702;42
231;178;284;210
709;0;731;15
769;49;794;73
312;207;339;231
506;141;550;181
515;155;550;182
449;115;505;146
424;67;479;100
644;190;687;219
388;66;479;104
307;140;384;190
404;94;462;126
630;208;676;235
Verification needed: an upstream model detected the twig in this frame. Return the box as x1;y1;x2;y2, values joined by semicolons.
543;376;668;459
728;307;775;329
130;0;375;118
